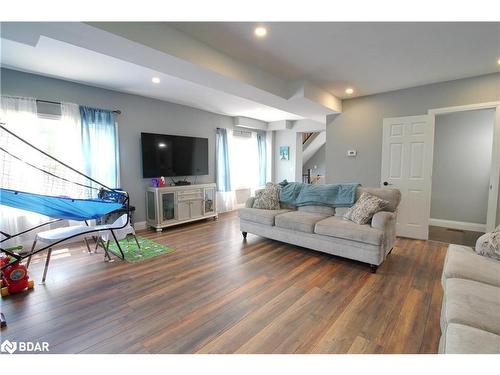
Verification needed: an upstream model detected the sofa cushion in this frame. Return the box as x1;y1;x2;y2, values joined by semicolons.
442;245;500;288
442;278;500;336
298;205;335;216
314;216;383;246
275;211;330;234
441;323;500;354
356;187;401;213
238;208;291;226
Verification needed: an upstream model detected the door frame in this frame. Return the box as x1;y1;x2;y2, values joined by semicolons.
428;101;500;232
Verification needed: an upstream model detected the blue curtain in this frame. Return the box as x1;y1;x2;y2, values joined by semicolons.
257;132;267;187
80;106;119;189
216;128;231;192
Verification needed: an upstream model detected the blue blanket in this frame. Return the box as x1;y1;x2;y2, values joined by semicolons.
279;181;359;207
279;182;304;206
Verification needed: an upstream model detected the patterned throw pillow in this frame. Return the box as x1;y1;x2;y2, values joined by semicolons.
252;183;280;210
343;192;389;225
475;230;500;261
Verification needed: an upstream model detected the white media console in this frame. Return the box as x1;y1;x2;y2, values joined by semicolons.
146;183;217;232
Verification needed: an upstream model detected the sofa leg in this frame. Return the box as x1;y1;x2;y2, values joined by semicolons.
242;231;247;239
370;264;378;273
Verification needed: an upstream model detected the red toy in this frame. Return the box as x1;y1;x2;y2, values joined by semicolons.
1;253;34;297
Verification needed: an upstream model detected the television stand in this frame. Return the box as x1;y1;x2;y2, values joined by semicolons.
145;183;217;231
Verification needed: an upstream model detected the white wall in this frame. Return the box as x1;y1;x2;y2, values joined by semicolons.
273;130;302;183
431;109;494;224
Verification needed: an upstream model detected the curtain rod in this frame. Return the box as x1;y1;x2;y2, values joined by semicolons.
36;99;122;115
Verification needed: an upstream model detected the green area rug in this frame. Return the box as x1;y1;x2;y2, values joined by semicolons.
107;236;175;262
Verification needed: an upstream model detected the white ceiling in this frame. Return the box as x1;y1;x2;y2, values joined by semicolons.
0;35;302;122
1;22;499;126
173;22;500;98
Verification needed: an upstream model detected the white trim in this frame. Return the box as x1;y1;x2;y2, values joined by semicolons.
428;101;500;115
428;102;500;232
133;221;147;231
429;218;486;233
488;108;500;231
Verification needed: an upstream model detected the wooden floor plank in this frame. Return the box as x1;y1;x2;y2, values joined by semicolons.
0;211;448;353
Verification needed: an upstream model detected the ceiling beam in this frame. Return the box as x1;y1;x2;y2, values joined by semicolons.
1;22;342;122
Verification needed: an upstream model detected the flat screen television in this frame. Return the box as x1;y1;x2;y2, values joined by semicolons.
141;132;209;178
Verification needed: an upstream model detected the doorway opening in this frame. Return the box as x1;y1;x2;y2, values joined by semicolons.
429;108;495;245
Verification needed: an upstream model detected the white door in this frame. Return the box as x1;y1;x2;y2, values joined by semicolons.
381;115;433;239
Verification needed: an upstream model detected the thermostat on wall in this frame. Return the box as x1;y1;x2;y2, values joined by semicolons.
347;150;357;157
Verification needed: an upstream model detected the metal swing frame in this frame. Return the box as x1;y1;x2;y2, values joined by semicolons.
0;123;131;270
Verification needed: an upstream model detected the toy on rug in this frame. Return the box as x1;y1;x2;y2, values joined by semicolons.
1;247;34;297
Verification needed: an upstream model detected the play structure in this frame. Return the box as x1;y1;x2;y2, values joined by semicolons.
0;122;135;326
0;123;131;270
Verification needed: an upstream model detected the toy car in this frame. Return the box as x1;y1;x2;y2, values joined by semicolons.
1;252;34;297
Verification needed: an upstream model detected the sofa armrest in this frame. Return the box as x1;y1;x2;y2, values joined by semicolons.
371;211;396;231
371;211;397;254
245;197;255;208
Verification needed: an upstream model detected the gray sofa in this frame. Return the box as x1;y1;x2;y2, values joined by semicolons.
238;186;401;272
439;244;500;353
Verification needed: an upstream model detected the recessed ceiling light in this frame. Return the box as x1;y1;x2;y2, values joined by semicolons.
254;26;267;38
152;77;161;84
345;88;354;95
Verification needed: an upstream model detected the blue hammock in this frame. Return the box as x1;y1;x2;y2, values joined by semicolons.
0;188;123;221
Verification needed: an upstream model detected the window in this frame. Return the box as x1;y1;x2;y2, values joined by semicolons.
1;96;119;245
227;131;260;191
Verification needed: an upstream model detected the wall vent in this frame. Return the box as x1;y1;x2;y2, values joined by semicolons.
233;129;252;138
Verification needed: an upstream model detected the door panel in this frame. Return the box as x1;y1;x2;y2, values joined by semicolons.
409;142;425;178
177;201;191;221
389;143;403;178
190;200;204;218
382;115;433;239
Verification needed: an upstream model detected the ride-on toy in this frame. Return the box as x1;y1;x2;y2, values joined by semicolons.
1;247;34;297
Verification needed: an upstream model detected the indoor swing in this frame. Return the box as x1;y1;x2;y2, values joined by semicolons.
0;123;134;272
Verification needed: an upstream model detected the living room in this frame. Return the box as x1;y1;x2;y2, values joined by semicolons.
1;1;499;373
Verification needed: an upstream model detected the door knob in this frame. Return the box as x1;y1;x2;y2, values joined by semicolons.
383;181;392;186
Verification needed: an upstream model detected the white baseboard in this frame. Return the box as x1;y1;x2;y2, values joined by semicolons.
134;221;147;231
429;218;486;233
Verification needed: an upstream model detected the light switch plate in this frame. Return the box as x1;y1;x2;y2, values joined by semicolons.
347;150;357;157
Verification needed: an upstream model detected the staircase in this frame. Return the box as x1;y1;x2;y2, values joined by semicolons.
302;132;314;144
302;131;326;165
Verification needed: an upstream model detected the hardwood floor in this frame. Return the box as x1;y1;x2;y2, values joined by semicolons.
1;211;448;353
429;225;484;247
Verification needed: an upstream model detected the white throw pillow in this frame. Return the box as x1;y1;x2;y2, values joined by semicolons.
252;183;280;210
475;230;500;261
343;192;389;225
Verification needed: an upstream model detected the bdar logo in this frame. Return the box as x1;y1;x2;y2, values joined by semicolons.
1;339;17;354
